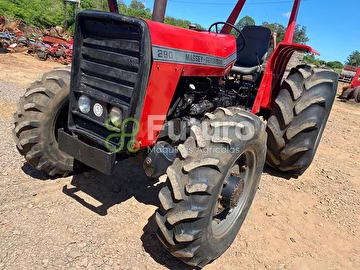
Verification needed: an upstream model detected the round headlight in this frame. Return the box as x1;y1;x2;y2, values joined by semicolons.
109;107;123;127
78;95;91;114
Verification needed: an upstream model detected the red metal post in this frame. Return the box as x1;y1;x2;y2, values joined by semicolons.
283;0;301;43
108;0;119;13
350;67;360;88
152;0;168;23
220;0;247;34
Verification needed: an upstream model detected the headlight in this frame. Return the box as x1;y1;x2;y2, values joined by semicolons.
78;95;91;114
93;103;104;117
109;107;123;127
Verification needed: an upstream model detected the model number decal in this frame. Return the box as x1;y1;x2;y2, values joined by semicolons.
157;49;174;59
152;45;236;68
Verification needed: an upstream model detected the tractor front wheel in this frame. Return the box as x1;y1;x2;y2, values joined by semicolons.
12;67;74;177
156;107;266;267
266;65;338;175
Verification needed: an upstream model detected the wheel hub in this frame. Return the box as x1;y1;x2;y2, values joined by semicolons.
220;175;244;208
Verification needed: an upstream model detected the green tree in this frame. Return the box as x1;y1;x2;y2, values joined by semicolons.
345;50;360;66
326;61;344;69
236;16;255;29
130;0;145;10
262;21;309;44
313;60;321;66
126;0;151;19
118;0;127;13
293;25;309;44
262;22;285;43
231;16;255;37
303;54;316;64
0;0;63;28
0;0;113;30
303;54;328;67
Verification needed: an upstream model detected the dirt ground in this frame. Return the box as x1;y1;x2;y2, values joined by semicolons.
0;53;359;270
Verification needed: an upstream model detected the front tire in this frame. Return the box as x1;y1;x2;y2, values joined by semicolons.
266;65;338;175
12;67;74;176
156;108;266;267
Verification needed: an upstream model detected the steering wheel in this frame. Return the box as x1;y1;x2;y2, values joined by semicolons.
208;22;246;52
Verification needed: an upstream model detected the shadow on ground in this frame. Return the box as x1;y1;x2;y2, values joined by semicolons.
141;214;198;270
22;157;195;268
21;159;290;269
61;157;163;215
61;157;196;269
263;164;295;180
21;163;57;180
21;160;86;180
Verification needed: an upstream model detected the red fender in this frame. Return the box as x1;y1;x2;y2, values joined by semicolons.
252;42;319;114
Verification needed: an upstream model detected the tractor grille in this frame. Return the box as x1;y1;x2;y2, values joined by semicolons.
68;11;151;149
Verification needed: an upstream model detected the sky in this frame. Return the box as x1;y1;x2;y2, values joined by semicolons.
122;0;360;63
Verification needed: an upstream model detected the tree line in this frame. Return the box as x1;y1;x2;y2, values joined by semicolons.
303;50;360;70
0;0;202;31
0;0;357;69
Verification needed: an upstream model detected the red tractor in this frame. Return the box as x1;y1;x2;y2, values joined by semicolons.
339;66;360;103
12;0;338;267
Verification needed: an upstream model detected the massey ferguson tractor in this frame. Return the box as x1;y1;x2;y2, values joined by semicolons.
12;0;338;267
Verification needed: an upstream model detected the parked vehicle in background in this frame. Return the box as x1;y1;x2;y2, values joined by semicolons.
338;65;359;83
339;66;360;103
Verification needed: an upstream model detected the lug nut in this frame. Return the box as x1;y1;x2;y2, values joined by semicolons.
145;157;152;165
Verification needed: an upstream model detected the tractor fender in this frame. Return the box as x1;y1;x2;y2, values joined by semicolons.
252;42;319;114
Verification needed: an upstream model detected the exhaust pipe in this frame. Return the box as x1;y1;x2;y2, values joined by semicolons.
108;0;119;13
152;0;168;23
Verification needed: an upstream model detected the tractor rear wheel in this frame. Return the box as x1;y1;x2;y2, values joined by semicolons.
266;65;338;175
12;67;74;177
354;86;360;103
156;108;266;267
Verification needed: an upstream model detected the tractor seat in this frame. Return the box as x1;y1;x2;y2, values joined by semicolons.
231;25;272;75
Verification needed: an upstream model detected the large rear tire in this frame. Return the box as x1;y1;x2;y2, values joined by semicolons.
266;65;338;175
354;86;360;103
156;108;266;267
12;67;74;176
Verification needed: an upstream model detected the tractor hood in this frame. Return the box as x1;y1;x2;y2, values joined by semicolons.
145;19;237;77
68;10;238;151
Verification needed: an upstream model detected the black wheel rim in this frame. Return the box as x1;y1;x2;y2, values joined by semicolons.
212;149;256;237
